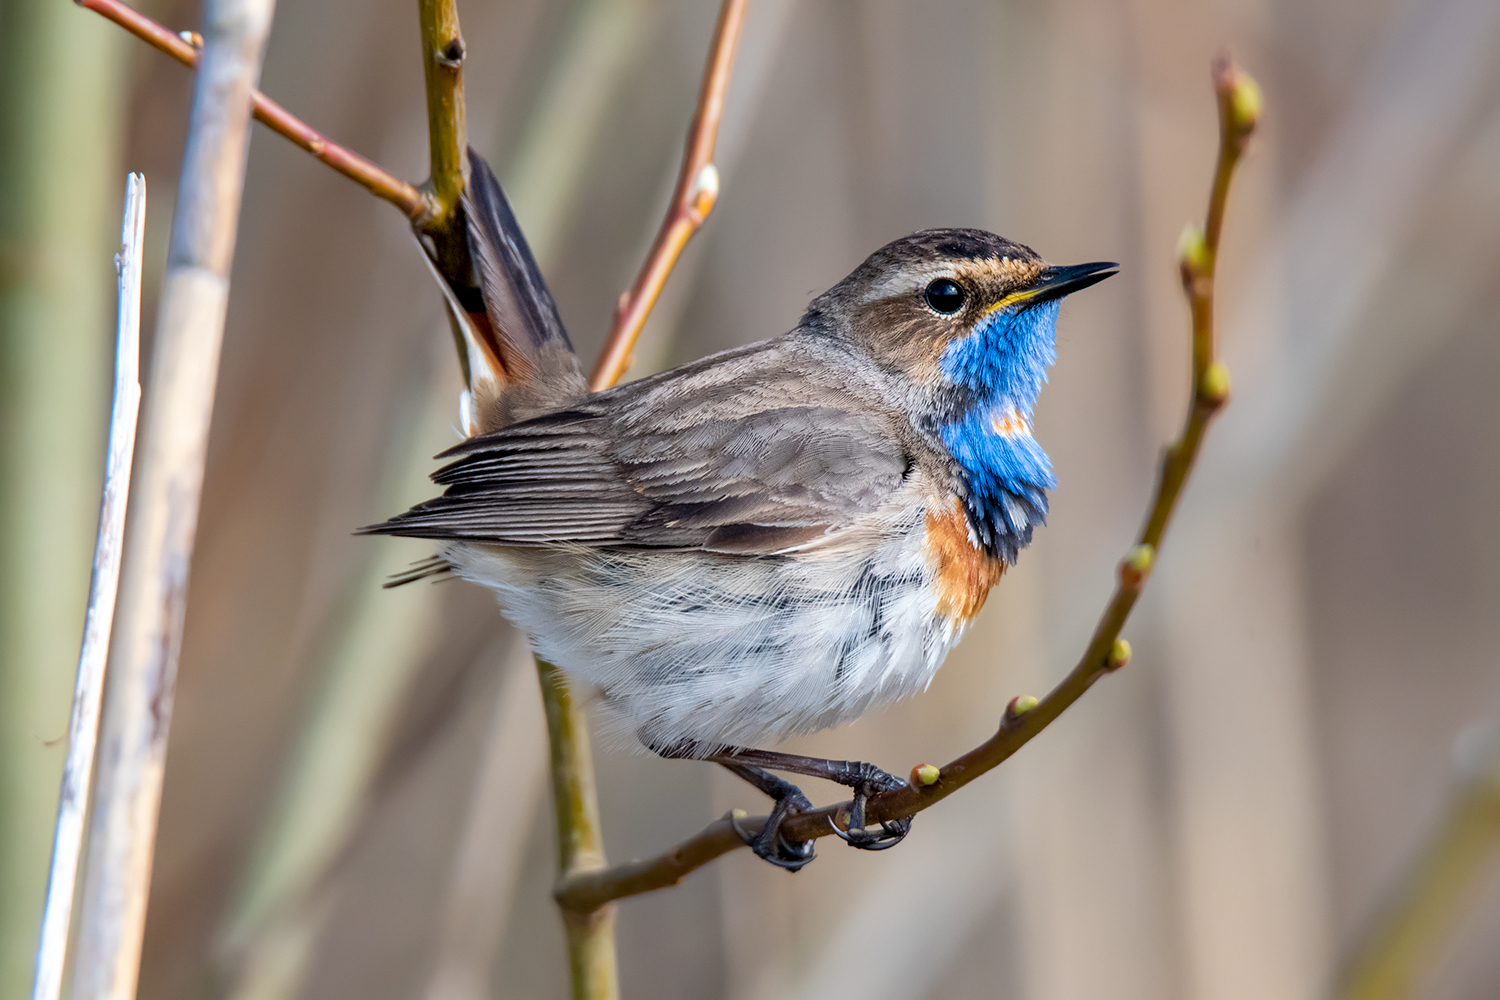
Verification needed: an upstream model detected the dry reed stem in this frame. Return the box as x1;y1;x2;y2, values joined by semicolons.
75;0;428;219
588;0;749;391
554;55;1261;914
68;5;276;998
30;174;146;1000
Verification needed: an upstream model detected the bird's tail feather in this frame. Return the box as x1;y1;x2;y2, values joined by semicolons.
417;148;585;436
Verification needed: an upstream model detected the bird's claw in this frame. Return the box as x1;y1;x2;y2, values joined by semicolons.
830;813;911;850
729;791;816;871
830;767;913;851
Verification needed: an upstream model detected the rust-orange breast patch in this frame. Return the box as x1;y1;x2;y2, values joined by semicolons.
925;496;1005;625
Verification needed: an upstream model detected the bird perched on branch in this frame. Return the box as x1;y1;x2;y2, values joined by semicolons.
367;151;1115;869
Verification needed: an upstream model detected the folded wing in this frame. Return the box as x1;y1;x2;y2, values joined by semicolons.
363;357;910;554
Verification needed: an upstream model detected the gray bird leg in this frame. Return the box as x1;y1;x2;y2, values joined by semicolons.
651;739;912;856
717;762;816;870
652;739;815;869
707;747;913;851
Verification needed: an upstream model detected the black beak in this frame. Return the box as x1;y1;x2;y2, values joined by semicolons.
1028;261;1118;304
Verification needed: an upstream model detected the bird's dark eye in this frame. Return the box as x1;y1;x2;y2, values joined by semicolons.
925;278;965;314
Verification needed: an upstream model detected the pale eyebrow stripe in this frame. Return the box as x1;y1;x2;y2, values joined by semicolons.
860;256;1040;307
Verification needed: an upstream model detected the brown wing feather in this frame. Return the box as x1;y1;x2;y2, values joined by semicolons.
363;341;912;553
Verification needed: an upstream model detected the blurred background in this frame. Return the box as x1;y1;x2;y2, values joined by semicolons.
4;0;1500;998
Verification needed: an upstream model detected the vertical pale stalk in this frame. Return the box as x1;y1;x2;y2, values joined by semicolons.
69;3;278;998
31;175;146;1000
0;6;124;995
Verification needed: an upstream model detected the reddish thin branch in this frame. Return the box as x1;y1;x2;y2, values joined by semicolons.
587;0;749;391
556;56;1263;915
76;0;429;220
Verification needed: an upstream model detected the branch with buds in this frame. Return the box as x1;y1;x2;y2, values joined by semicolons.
77;2;1257;995
554;56;1262;915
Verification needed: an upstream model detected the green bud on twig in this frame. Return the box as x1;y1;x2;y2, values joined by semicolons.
1120;544;1155;588
1213;54;1262;138
1004;695;1039;728
1228;68;1263;133
1177;222;1209;276
1108;638;1132;671
1200;362;1231;405
911;763;941;787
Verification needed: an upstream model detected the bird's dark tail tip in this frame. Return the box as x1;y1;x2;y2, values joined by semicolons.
415;149;585;436
381;555;454;589
460;149;576;378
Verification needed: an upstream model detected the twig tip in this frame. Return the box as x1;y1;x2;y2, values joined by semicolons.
1213;55;1262;137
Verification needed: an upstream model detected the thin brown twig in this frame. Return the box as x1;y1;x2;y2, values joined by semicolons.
587;0;749;391
555;55;1263;915
75;0;429;219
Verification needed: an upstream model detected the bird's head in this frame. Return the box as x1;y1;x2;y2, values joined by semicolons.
805;228;1116;560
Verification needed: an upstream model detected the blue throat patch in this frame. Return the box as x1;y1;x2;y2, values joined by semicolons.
937;300;1060;563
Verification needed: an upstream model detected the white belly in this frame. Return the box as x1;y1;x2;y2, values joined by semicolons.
445;514;971;752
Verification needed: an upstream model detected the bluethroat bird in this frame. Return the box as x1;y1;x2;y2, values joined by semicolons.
366;152;1116;869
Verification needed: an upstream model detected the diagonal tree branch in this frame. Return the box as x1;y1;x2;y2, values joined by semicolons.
76;0;428;219
587;0;749;391
554;55;1263;916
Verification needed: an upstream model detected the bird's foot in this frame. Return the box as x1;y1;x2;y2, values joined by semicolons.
830;764;911;851
729;784;817;871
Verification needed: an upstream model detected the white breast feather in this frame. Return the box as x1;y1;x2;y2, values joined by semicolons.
445;503;974;752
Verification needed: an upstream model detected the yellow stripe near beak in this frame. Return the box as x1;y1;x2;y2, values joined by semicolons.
982;285;1046;317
